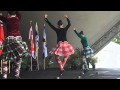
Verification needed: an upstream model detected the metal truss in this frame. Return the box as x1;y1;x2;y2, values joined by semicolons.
91;20;120;55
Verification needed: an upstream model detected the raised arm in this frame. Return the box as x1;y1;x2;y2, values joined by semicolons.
15;11;21;20
73;28;83;39
44;14;57;31
64;15;71;30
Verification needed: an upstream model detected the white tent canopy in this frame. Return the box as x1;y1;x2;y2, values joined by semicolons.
95;42;120;68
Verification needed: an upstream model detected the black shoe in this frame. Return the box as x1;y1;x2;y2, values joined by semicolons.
84;69;89;73
2;77;7;79
14;76;21;79
59;70;65;76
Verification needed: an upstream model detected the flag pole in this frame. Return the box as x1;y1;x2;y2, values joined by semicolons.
44;58;45;70
30;20;32;24
1;60;2;74
43;24;46;70
43;24;48;70
31;56;32;71
36;48;39;70
35;22;39;71
30;20;33;71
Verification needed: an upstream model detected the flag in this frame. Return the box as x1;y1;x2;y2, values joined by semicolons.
0;20;4;56
43;24;48;59
35;22;39;59
0;20;4;42
29;21;35;59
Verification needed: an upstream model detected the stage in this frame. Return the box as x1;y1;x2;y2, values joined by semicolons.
0;68;120;79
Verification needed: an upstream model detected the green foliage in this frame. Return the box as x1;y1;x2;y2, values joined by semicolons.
70;51;79;60
21;58;28;69
45;56;54;68
87;57;98;64
112;34;120;44
67;48;98;67
67;48;82;66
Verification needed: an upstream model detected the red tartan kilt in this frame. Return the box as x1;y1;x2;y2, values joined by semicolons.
50;41;74;56
0;50;2;56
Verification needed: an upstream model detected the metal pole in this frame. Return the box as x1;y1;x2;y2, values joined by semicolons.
31;57;32;71
44;59;45;70
36;48;39;70
1;60;2;74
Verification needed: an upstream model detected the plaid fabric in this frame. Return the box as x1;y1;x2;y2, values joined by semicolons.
1;36;30;62
50;41;74;56
0;45;3;50
81;46;93;58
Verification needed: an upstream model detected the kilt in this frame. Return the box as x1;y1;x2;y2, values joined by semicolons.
50;41;74;56
81;46;94;58
1;36;30;62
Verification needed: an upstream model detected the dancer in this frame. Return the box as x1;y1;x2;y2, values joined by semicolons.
44;14;74;76
73;28;93;73
0;11;29;79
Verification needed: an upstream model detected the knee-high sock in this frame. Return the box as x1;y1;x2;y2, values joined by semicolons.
2;63;8;79
62;55;69;68
56;59;64;71
15;58;22;77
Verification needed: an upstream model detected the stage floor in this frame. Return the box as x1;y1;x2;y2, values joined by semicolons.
1;68;120;79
